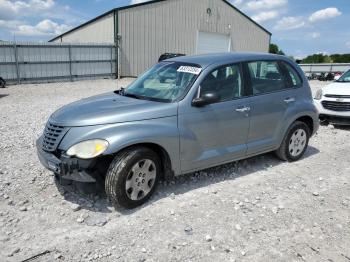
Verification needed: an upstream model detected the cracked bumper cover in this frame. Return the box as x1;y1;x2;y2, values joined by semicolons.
36;137;96;182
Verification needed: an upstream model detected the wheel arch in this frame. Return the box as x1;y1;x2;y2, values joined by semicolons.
116;142;174;180
99;142;174;181
295;115;314;134
277;112;318;148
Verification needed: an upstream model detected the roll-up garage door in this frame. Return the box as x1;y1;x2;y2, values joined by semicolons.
197;32;231;54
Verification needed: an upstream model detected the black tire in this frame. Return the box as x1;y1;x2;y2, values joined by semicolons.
105;147;161;209
0;78;5;88
276;121;310;162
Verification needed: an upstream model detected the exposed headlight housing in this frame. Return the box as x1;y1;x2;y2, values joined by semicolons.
66;139;109;159
314;89;323;100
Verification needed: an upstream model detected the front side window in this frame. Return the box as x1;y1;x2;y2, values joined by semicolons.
200;64;243;102
125;62;201;102
247;61;286;95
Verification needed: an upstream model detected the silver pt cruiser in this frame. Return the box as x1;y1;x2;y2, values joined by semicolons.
37;53;319;208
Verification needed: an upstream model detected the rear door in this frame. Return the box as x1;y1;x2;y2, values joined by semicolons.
244;60;301;155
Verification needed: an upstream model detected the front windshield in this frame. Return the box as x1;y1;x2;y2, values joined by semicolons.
124;62;202;102
337;70;350;82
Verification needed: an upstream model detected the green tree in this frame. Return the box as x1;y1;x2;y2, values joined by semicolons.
278;50;285;55
302;54;326;63
330;54;350;63
269;43;285;55
269;43;279;54
302;53;350;63
323;56;332;63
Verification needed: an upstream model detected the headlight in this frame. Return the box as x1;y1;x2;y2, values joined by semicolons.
314;89;323;100
66;139;109;159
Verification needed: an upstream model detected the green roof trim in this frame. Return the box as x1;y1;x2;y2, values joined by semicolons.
49;0;271;42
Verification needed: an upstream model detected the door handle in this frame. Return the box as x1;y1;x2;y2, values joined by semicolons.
284;97;295;103
235;106;251;113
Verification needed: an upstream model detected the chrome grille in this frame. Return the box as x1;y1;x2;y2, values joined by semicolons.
42;122;68;152
324;94;350;99
322;101;350;112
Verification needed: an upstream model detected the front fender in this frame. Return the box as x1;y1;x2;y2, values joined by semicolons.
59;116;181;175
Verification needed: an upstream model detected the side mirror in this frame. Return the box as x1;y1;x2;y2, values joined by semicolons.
192;92;220;107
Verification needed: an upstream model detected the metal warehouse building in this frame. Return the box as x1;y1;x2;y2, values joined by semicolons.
50;0;271;77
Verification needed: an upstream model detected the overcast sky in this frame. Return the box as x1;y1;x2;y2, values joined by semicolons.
0;0;349;58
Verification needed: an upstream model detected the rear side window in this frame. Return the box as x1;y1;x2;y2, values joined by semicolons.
281;62;302;87
247;61;286;95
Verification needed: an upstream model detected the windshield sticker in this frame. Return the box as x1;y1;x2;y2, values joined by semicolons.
177;66;202;75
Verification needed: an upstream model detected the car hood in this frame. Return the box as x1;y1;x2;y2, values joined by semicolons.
323;82;350;95
49;92;178;127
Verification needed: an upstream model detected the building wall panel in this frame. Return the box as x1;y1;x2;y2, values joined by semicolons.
54;14;115;44
119;0;270;76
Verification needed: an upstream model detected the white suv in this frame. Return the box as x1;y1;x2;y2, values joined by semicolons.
314;69;350;125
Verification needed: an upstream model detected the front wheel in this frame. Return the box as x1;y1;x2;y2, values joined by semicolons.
105;147;161;209
276;121;310;162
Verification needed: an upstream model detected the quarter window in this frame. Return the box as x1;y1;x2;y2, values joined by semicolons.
282;62;302;87
247;61;286;95
200;64;243;102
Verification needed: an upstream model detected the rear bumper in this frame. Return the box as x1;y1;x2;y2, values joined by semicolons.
36;137;97;182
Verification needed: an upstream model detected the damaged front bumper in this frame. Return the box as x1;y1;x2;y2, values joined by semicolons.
36;137;97;183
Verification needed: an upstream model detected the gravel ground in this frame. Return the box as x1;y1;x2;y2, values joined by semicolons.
0;79;349;262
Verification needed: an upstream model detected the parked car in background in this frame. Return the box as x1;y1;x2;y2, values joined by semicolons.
307;73;318;80
326;72;335;81
158;53;185;62
317;73;326;81
334;72;343;81
317;72;335;81
0;77;5;88
37;53;319;209
314;69;350;125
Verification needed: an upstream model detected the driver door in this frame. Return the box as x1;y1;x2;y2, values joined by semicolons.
178;63;251;173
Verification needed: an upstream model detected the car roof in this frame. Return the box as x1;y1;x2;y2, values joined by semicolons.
167;52;287;68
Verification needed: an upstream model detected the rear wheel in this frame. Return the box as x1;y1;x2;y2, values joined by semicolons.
276;121;310;162
105;147;161;209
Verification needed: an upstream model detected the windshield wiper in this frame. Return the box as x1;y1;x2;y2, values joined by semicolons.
114;87;125;95
123;93;143;100
114;88;149;101
114;87;142;99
